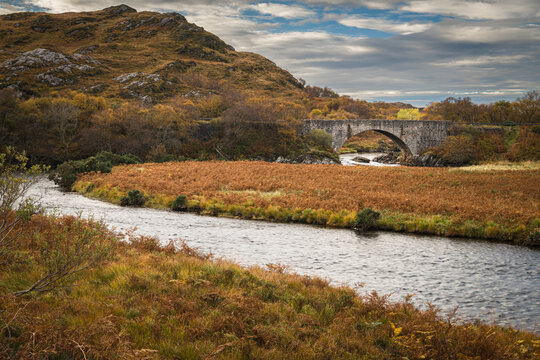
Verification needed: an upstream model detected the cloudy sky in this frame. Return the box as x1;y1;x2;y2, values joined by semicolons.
2;1;540;106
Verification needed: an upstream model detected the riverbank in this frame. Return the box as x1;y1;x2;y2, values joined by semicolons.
74;161;539;246
1;214;538;359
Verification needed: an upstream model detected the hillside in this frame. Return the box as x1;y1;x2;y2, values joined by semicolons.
0;4;304;102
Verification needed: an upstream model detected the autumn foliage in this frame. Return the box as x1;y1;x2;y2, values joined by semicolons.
76;161;539;243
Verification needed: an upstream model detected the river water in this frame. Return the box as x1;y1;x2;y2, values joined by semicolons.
27;179;540;333
339;152;399;166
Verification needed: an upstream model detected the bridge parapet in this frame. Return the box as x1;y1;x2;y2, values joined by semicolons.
302;119;453;156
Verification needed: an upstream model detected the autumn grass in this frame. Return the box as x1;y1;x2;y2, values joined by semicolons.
74;161;540;245
454;160;540;172
1;215;538;359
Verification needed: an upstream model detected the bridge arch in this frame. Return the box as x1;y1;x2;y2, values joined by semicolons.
344;129;412;157
302;119;452;156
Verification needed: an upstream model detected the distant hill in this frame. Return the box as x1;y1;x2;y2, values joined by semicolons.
0;4;304;102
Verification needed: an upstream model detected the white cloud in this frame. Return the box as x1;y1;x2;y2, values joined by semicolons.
337;15;432;34
432;21;540;43
433;55;529;67
248;2;316;19
401;0;540;20
0;3;24;14
303;0;540;20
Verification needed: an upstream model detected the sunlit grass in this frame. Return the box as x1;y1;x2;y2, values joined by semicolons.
1;215;538;358
455;160;540;172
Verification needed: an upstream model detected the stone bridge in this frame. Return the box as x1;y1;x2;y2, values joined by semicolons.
301;119;453;156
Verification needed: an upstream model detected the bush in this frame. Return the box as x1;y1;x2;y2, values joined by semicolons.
120;190;146;207
354;208;380;231
430;135;476;166
1;147;47;265
14;215;116;295
506;126;540;161
171;195;187;211
306;129;333;148
51;151;140;190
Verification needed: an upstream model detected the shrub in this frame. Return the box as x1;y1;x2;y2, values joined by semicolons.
506;126;540;161
430;135;476;166
305;129;333;148
1;147;47;265
51;151;140;191
120;190;146;207
354;208;380;231
14;215;116;295
171;195;187;211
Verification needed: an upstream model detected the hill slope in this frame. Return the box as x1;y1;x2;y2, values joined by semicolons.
0;4;304;102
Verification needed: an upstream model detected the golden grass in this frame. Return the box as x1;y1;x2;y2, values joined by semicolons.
1;215;538;359
78;161;539;225
455;161;540;172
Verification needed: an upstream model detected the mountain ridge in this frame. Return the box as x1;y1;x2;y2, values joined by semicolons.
0;4;304;102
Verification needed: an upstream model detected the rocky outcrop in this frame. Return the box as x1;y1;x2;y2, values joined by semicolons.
399;154;447;167
102;4;137;17
2;48;71;70
115;72;175;102
275;154;340;165
352;156;370;163
1;48;102;86
115;72;160;84
373;152;400;164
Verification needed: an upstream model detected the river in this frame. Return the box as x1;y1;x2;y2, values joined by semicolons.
27;179;540;333
339;152;398;166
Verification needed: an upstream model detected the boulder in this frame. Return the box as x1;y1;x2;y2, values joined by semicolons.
352;156;370;163
275;154;340;165
2;48;71;69
373;152;400;164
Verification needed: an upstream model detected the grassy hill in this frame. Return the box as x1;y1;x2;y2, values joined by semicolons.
0;4;304;102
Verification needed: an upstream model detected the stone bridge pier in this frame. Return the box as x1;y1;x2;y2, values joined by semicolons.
301;119;453;156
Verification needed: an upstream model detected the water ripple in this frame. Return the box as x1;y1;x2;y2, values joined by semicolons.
28;179;540;333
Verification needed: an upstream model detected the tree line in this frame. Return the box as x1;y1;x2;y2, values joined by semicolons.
1;85;538;166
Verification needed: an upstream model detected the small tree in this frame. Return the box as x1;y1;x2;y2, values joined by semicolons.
0;147;47;265
14;215;116;296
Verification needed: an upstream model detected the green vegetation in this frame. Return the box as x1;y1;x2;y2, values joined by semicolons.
50;151;140;190
171;194;188;211
1;214;538;359
120;189;146;207
0;147;47;265
305;129;333;148
354;208;381;231
426;125;540;166
396;108;420;120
